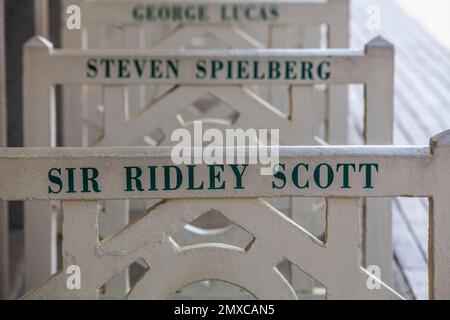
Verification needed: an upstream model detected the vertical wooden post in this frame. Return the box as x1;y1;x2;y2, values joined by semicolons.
429;130;450;299
364;36;395;285
101;86;130;298
61;0;83;146
289;86;318;294
429;195;450;299
34;0;49;37
327;0;349;145
23;36;57;290
123;25;147;117
268;25;289;115
0;0;9;300
62;201;99;299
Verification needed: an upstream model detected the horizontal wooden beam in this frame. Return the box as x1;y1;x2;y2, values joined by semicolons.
0;144;439;200
24;36;392;85
80;0;349;26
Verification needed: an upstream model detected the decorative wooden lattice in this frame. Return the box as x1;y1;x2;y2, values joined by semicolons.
55;0;350;298
65;0;349;50
61;0;350;146
1;130;450;299
25;198;399;300
22;35;394;294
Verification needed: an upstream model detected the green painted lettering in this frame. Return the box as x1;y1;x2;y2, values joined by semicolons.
118;59;130;78
66;168;76;193
272;163;286;189
187;165;204;190
86;58;97;78
163;166;183;190
48;168;62;194
211;60;224;79
229;164;248;189
314;163;334;189
359;163;378;189
147;166;158;191
301;61;313;80
124;166;144;192
81;168;100;193
318;61;331;80
208;165;225;190
196;60;207;79
237;60;250;79
292;163;310;189
336;163;356;189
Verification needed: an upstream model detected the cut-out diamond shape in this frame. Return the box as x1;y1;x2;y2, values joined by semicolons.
171;209;255;250
178;93;239;126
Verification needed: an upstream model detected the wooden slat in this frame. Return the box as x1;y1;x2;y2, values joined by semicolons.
23;37;58;291
3;137;448;299
34;0;49;37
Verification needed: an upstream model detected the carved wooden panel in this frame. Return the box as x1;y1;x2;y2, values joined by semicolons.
22;35;393;292
0;130;448;299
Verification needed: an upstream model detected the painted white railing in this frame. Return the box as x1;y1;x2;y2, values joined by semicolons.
59;1;349;297
2;130;450;299
65;0;349;50
23;35;394;292
61;0;349;145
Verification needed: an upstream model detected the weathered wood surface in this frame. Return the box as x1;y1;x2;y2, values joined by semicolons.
0;130;448;299
73;0;349;50
10;0;449;300
0;145;431;201
61;0;349;146
34;0;49;37
58;0;349;298
79;0;349;26
0;145;414;299
23;37;394;291
349;0;450;300
25;43;380;86
24;198;399;300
